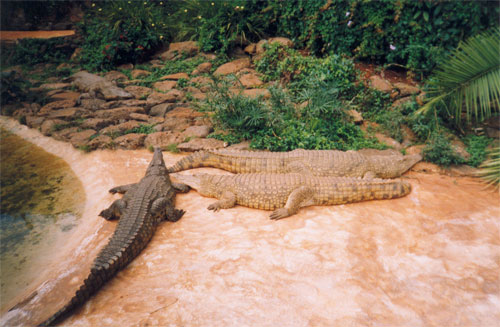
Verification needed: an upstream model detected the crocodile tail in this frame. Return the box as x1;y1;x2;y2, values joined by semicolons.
166;151;214;173
38;265;111;326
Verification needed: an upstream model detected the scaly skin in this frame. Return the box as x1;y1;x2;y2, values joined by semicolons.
166;149;421;178
173;173;411;219
39;148;187;327
68;71;133;101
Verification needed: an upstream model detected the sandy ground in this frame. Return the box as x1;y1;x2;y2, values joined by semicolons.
0;116;499;327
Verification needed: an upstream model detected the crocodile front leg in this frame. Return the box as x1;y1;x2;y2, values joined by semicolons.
207;191;236;212
172;182;190;193
109;183;137;194
269;186;314;220
99;199;127;220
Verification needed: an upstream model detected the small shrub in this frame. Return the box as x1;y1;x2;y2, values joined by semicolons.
164;143;180;153
125;124;155;135
463;135;493;167
8;38;74;66
422;131;465;166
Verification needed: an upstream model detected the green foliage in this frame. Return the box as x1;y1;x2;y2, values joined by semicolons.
463;135;493;167
1;71;26;106
8;38;74;66
164;143;180;153
422;131;465;166
171;0;271;54
125;124;155;135
255;43;357;94
417;28;500;126
79;1;171;71
204;79;383;152
262;0;498;74
477;146;500;188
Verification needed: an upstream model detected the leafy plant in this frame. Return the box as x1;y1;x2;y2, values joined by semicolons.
125;124;155;135
79;1;171;71
477;146;500;188
417;29;500;125
422;131;465;166
463;135;492;167
7;38;74;66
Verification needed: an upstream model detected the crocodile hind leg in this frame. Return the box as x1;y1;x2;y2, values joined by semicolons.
109;183;137;194
207;191;236;212
269;186;314;220
151;197;185;222
99;199;127;220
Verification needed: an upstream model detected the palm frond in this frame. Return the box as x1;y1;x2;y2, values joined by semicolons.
417;28;500;125
477;146;500;189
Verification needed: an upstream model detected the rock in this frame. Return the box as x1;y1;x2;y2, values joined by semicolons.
485;127;500;139
393;82;420;97
124;85;153;99
113;133;146;149
391;96;413;109
346;109;363;124
146;90;185;106
50;91;81;102
255;40;268;55
447;165;480;177
80;118;113;130
94;106;145;121
40;119;62;136
200;53;217;60
148;116;165;125
405;144;425;156
369;75;393;93
192;62;212;75
401;124;418;146
165;107;204;119
190;76;212;86
268;37;294;48
374;132;402;150
48;107;86;120
39;83;70;90
411;162;442;174
416;92;426;106
450;138;470;161
160;72;189;80
144;131;182;149
153;80;177;92
78;98;106;110
244;43;257;54
105;70;129;82
188;89;207;101
238;72;264;88
100;120;141;135
214;57;251;76
39;100;76;115
180;125;212;139
70;48;82;61
159;117;192;132
26;116;45;129
101;99;147;109
87;135;113;150
57;62;73;70
129;113;150;122
69;129;97;148
130;69;151;79
242;88;271;99
226;141;251;151
69;71;133;100
159;41;199;61
118;63;134;70
177;138;226;152
149;103;175;117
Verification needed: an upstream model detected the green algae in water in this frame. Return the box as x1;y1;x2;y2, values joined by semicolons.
0;129;85;306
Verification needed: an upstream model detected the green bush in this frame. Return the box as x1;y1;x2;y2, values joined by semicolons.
8;38;74;66
463;135;492;167
79;1;172;71
204;78;383;152
422;131;465;166
259;0;498;75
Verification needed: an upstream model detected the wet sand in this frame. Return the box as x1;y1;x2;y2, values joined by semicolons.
0;116;499;326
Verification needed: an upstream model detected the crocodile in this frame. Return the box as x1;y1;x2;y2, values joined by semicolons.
166;149;421;179
39;148;187;326
173;173;411;220
66;71;133;101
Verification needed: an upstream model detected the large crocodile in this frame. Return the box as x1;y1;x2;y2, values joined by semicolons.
167;149;421;178
39;148;187;326
173;173;411;219
66;71;133;101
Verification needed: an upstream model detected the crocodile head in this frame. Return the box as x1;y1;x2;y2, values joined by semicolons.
373;154;422;178
145;147;168;176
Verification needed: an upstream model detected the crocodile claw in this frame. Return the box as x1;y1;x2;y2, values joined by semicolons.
207;203;221;212
269;208;290;220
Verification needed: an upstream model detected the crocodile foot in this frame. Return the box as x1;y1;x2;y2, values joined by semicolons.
269;208;291;220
